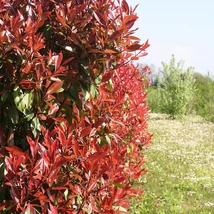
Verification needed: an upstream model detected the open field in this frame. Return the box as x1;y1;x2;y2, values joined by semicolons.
131;113;214;213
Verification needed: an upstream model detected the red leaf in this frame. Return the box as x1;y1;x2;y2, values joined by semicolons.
109;29;124;40
141;39;150;50
81;126;92;138
53;117;67;123
62;57;75;66
54;157;68;169
88;180;97;192
48;103;59;115
94;118;105;128
56;11;67;27
34;42;45;52
22;62;31;74
5;146;24;156
70;173;82;181
85;102;94;117
93;11;106;26
70;33;82;46
102;71;113;82
72;139;79;158
105;49;118;54
88;49;102;53
0;204;5;211
122;0;129;13
139;52;148;57
35;193;49;202
38;114;47;120
127;43;142;51
89;127;97;137
129;35;141;41
90;195;100;212
102;211;114;214
88;152;105;161
51;187;67;191
131;56;139;60
58;129;66;146
114;176;126;184
123;14;138;29
19;80;36;89
47;80;63;95
55;52;63;70
27;136;38;159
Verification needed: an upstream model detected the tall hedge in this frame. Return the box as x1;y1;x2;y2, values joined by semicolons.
0;0;151;213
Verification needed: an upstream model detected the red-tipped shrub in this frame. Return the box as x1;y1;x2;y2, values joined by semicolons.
0;0;151;212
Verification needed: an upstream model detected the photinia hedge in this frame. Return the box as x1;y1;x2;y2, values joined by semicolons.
0;0;151;213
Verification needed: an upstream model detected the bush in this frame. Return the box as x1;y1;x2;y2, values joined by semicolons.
0;0;151;212
146;86;162;113
193;72;214;121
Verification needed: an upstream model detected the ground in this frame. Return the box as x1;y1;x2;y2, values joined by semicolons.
131;113;214;214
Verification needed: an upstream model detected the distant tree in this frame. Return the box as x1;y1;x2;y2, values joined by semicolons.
159;55;195;118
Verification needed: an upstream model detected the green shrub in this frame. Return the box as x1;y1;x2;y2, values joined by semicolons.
193;72;214;121
146;86;162;113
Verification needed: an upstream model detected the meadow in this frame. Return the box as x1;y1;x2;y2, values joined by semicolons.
131;113;214;214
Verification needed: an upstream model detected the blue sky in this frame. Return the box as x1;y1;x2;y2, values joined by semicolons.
127;0;214;75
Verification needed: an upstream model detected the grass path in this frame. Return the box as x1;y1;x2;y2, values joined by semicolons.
131;114;214;213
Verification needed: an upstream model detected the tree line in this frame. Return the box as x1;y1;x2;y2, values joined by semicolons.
146;55;214;121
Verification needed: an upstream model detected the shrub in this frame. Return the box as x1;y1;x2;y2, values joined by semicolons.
0;0;151;212
193;72;214;121
146;86;162;113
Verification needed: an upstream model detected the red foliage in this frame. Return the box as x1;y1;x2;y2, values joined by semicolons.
0;0;151;212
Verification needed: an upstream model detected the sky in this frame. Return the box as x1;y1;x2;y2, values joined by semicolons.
126;0;214;75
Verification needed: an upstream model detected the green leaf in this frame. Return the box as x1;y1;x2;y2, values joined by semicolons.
90;84;98;98
113;183;123;188
13;85;24;112
22;91;34;110
30;117;41;138
80;82;90;101
1;91;9;103
13;86;34;113
105;135;111;147
84;91;90;101
107;79;113;91
23;109;34;121
55;87;64;93
8;103;19;125
67;84;79;102
95;75;102;85
98;135;111;147
64;189;69;201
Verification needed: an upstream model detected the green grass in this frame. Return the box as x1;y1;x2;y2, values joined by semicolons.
131;113;214;214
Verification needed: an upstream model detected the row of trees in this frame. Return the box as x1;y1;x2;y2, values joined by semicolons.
146;55;214;120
